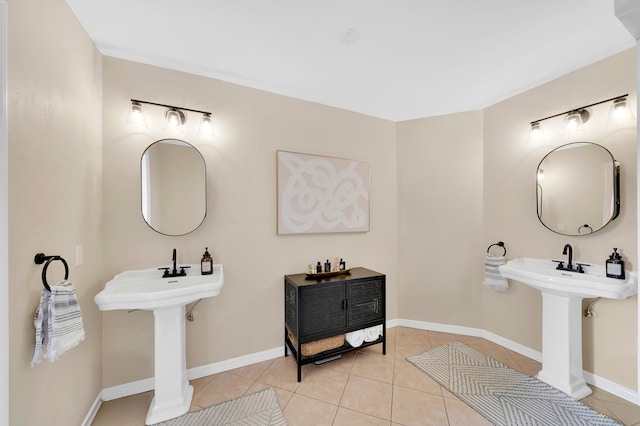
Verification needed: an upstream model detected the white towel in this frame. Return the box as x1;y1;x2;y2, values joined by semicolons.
364;325;382;342
31;281;85;367
483;254;509;292
345;329;365;347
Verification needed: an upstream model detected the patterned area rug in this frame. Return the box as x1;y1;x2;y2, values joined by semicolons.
408;341;620;426
153;388;287;425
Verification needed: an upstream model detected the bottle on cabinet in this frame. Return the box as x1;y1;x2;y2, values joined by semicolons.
201;247;213;275
324;259;331;272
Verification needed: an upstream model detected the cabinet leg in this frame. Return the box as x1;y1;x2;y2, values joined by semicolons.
298;364;301;382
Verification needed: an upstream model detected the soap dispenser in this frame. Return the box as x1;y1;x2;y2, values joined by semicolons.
201;247;213;275
606;248;625;279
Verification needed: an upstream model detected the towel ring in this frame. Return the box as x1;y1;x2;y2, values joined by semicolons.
34;253;69;292
487;241;507;257
578;224;593;234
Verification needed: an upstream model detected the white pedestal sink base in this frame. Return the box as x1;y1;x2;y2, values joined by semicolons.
536;292;592;400
144;305;193;425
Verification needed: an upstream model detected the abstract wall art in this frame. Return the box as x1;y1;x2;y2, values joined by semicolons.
276;150;370;235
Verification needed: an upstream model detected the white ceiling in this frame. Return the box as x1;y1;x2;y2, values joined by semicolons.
65;0;635;121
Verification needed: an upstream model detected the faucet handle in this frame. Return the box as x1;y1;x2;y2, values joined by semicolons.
158;267;170;278
552;260;565;270
576;262;590;273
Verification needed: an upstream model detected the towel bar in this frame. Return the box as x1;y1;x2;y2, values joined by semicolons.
487;241;507;257
34;253;69;292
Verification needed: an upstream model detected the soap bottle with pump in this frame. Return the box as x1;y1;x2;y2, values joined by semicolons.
201;247;213;275
606;248;625;279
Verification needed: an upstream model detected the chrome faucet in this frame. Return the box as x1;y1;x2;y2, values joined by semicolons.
562;244;573;270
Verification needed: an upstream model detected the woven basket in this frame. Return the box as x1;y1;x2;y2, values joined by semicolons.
288;330;344;356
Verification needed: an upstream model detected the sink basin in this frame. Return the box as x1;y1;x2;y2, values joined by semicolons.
498;257;636;400
499;257;637;299
95;264;223;311
95;264;224;424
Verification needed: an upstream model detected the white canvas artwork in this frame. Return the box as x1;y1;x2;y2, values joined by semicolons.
277;151;370;235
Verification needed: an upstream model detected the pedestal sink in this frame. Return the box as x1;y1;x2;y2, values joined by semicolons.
95;264;224;424
499;258;636;399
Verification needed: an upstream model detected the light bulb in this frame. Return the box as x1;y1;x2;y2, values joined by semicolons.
165;108;184;133
126;101;148;128
198;113;214;137
530;122;544;140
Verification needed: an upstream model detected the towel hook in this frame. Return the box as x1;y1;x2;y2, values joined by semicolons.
34;253;69;292
487;241;507;257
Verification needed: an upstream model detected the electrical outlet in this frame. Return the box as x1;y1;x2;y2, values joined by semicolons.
75;245;83;266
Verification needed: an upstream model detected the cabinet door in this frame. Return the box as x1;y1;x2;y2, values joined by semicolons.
346;278;384;327
299;282;346;338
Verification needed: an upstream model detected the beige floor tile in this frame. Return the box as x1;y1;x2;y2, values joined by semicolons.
351;351;395;384
596;399;640;425
394;359;441;396
341;375;393;420
391;385;449;426
580;395;623;424
91;391;152;426
443;397;492;426
189;374;215;393
191;371;255;407
333;407;391;425
257;355;302;392
296;367;349;405
395;341;429;356
513;360;542;376
283;393;338;426
395;327;431;345
321;350;357;375
428;331;463;347
245;382;294;409
229;358;273;380
91;327;640;426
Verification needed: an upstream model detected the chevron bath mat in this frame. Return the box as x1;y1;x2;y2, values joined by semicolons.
153;388;287;426
408;342;620;426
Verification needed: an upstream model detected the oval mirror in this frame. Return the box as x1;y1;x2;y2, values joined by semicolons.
536;142;619;236
141;139;206;236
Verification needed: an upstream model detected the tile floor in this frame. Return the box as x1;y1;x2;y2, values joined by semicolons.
92;327;640;425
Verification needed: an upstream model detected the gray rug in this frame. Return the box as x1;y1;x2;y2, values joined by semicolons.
153;388;287;425
408;341;620;426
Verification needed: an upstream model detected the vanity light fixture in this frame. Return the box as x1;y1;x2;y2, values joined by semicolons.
529;94;629;140
564;109;588;133
198;113;214;137
529;122;545;142
127;99;214;138
165;108;185;133
609;96;634;123
126;101;148;128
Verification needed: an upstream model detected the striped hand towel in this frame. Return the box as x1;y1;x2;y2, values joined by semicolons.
31;281;85;367
483;254;509;292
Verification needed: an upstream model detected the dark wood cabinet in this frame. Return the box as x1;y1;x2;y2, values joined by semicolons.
284;267;386;382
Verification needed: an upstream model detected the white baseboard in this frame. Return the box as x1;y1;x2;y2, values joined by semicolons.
90;318;638;418
80;393;103;426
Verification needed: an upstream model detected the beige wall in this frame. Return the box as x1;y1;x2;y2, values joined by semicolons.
8;0;103;424
396;49;637;390
483;49;637;389
397;110;485;327
101;57;399;386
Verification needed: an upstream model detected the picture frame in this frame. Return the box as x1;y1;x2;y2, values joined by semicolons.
276;150;370;235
